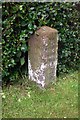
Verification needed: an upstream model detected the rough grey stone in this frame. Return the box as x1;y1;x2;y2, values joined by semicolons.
28;26;58;88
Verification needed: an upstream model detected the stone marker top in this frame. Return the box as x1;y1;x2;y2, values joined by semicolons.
35;26;58;36
38;26;58;32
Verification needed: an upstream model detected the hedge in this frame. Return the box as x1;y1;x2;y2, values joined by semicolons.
2;2;80;84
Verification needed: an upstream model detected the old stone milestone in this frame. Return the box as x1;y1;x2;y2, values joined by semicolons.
28;26;58;88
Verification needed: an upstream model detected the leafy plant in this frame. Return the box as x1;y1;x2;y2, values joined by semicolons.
2;2;80;83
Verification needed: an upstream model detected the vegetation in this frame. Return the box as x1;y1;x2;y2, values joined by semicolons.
2;2;80;83
2;71;78;118
2;3;79;118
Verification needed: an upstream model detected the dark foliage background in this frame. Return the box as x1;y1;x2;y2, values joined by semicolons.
2;2;80;83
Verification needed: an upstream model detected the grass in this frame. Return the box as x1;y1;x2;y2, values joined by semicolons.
2;71;78;118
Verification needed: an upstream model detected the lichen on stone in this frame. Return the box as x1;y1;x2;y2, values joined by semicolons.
28;58;47;87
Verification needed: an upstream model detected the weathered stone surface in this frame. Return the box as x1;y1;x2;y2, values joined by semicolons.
28;26;58;88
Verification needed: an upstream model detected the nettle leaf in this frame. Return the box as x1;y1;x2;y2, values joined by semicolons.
20;57;25;66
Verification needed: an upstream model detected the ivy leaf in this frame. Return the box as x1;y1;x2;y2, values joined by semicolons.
28;23;33;30
17;52;21;58
21;43;28;53
20;57;25;66
11;59;15;64
19;5;23;10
